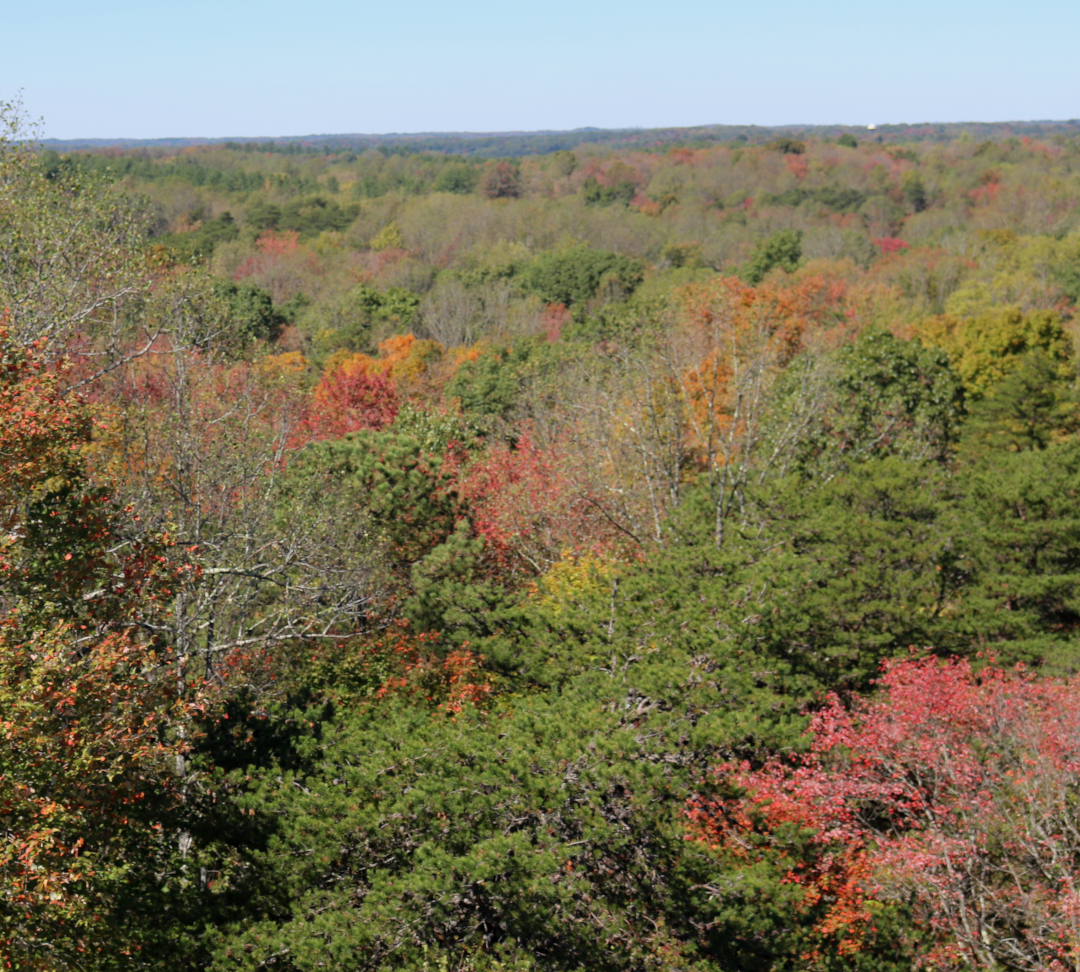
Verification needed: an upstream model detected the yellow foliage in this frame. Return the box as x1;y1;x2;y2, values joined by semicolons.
531;551;616;616
943;231;1080;318
254;351;308;380
370;222;405;252
917;306;1072;398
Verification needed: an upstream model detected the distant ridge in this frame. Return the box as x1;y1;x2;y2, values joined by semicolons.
39;120;1080;157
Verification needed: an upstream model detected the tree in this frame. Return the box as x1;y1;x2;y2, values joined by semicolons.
210;280;281;344
478;160;521;199
744;230;803;285
582;176;637;207
960;348;1078;455
433;164;478;195
444;343;533;421
0;322;190;969
954;439;1080;671
766;137;806;155
674;275;811;548
187;587;805;972
712;457;966;690
97;331;386;691
519;246;644;309
901;172;928;212
294;429;464;579
782;328;964;482
0;95;152;363
691;658;1080;971
917;306;1072;399
306;356;399;440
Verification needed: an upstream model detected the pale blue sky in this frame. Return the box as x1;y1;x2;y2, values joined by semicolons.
5;0;1078;139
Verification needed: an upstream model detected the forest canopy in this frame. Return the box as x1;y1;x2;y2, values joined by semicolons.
5;94;1080;970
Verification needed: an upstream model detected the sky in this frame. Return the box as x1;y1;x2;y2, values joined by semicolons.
4;0;1079;140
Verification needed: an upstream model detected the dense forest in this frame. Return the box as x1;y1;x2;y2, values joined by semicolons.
6;94;1080;970
40;118;1080;155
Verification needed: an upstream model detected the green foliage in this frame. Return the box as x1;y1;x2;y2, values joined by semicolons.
782;329;964;480
404;518;512;642
19;106;1080;970
1054;254;1080;303
960;349;1078;454
0;106;151;355
294;429;463;575
766;137;806;154
518;245;644;307
744;229;803;284
433;163;479;194
548;149;577;176
390;401;486;455
759;186;866;213
901;171;928;211
582;176;637;207
211;280;282;343
190;584;820;972
955;440;1080;670
0;318;187;970
157;211;241;261
245;194;359;238
660;240;704;268
661;460;965;693
312;283;421;354
444;343;534;420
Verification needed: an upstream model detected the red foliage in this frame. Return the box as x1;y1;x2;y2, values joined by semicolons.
786;154;809;179
969;181;1002;204
233;231;318;303
541;302;571;343
253;230;300;257
873;237;910;255
305;357;399;441
0;321;192;960
479;161;521;199
689;658;1080;968
455;433;622;575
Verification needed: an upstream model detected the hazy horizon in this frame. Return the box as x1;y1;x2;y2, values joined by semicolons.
33;119;1080;151
7;0;1077;140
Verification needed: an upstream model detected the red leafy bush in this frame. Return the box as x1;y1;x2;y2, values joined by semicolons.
873;236;910;255
689;658;1080;970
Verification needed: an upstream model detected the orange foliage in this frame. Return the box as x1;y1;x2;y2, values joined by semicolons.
675;277;809;457
355;624;493;713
